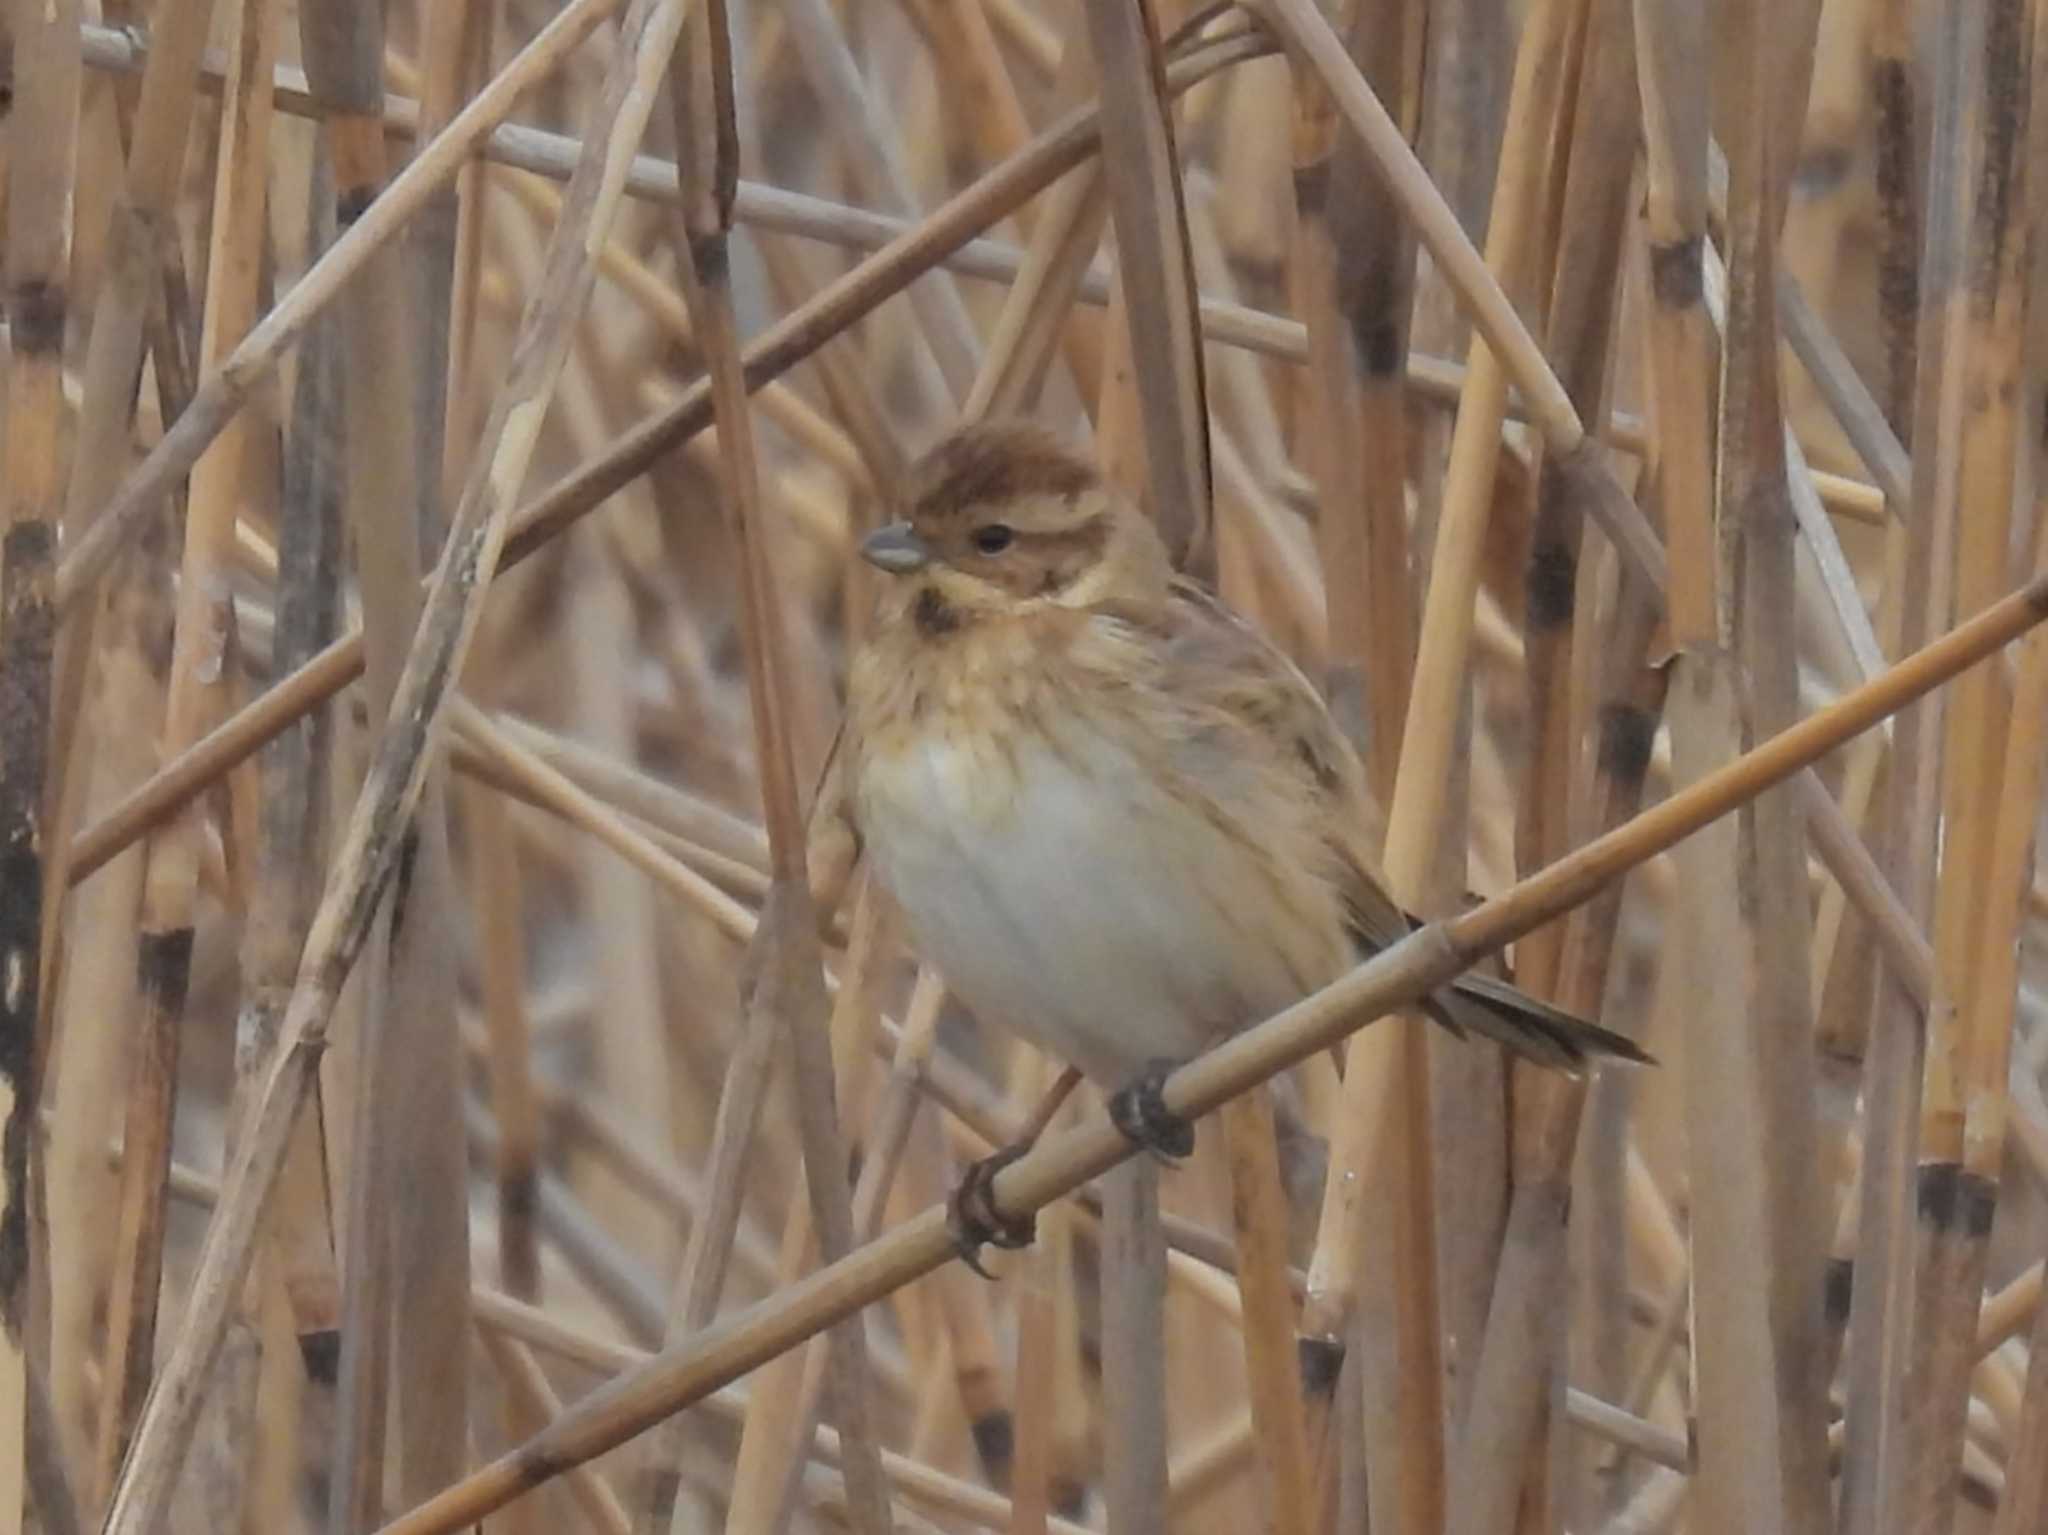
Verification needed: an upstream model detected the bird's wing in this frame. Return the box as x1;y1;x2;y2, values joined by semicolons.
1148;578;1409;952
1113;581;1654;1071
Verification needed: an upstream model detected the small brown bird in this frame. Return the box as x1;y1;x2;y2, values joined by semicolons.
821;421;1645;1256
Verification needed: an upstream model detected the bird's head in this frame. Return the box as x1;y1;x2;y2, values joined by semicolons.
861;421;1171;634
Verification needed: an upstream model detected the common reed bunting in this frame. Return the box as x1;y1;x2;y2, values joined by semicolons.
820;420;1647;1262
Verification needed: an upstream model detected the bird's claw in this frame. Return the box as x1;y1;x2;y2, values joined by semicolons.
947;1143;1038;1279
1109;1059;1195;1161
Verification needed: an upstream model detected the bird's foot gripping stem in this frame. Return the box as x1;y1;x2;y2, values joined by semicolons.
947;1143;1039;1279
1109;1059;1195;1161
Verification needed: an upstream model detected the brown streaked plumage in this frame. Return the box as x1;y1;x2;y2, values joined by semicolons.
822;420;1647;1123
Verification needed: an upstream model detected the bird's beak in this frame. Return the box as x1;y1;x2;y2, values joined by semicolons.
861;521;933;574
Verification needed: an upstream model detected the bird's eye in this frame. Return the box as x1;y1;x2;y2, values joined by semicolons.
972;523;1015;555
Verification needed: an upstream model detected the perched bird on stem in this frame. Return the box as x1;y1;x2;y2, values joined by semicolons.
814;420;1646;1265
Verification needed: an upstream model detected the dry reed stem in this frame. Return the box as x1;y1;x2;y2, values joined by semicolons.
96;2;701;1524
1991;1283;2048;1533
1902;5;2032;1527
465;777;542;1300
63;28;1274;889
1100;1157;1169;1535
1217;1091;1312;1535
1287;0;1420;803
1778;272;1912;509
1868;0;1924;436
302;0;472;1510
211;143;342;1535
244;233;348;1424
663;6;894;1525
1526;13;1640;1517
0;0;82;1523
1299;9;1580;1531
1084;0;1214;573
98;0;280;1501
1823;105;1932;1535
1006;1262;1056;1535
1692;7;1832;1531
373;557;2048;1535
1442;7;1640;1524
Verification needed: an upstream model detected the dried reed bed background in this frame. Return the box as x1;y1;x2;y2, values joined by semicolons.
11;0;2048;1532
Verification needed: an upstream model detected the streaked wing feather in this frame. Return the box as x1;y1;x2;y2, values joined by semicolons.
1154;578;1403;944
1149;578;1652;1071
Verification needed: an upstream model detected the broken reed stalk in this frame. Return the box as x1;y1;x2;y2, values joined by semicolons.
62;27;1275;890
95;2;706;1526
0;0;82;1525
98;0;280;1499
371;563;2048;1535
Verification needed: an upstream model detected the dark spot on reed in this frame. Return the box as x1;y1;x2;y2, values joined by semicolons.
299;1328;343;1384
1597;703;1657;785
1648;237;1703;308
1916;1163;1997;1237
1299;1335;1345;1394
971;1410;1015;1486
9;279;64;356
1526;537;1577;628
1824;1256;1854;1325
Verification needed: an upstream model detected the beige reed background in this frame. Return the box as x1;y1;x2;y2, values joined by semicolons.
6;0;2048;1533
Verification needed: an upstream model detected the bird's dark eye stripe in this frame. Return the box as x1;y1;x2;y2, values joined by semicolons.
973;523;1015;554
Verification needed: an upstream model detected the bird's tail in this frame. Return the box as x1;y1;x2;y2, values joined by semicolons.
1422;970;1653;1071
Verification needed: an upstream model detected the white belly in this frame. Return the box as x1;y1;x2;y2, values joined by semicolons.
858;727;1335;1086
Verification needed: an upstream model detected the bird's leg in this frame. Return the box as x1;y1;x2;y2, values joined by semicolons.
947;1065;1085;1277
1108;1058;1196;1160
